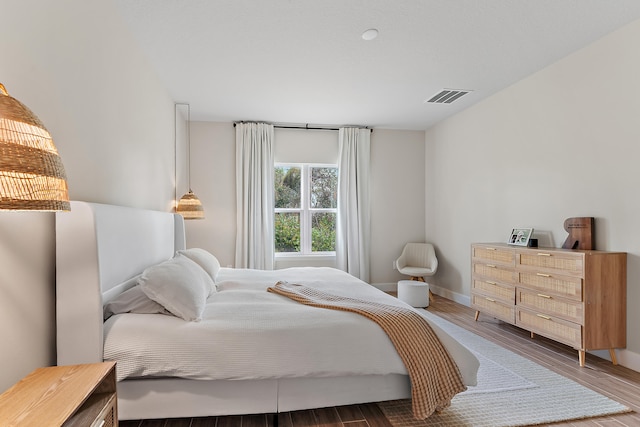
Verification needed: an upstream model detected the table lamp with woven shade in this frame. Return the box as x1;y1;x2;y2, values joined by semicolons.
175;103;204;219
0;83;69;211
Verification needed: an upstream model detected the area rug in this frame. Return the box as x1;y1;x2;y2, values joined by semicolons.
377;311;631;427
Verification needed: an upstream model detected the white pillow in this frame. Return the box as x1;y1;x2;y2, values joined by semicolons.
177;248;221;282
103;285;170;320
139;254;214;321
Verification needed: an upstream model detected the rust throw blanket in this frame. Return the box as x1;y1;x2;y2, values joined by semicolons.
267;281;466;419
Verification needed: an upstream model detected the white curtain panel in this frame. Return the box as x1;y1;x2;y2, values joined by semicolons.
235;123;275;270
336;127;371;282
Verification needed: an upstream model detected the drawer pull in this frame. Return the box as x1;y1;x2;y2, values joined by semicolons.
536;273;551;277
537;293;552;299
486;264;497;268
537;253;552;257
485;247;496;250
536;314;551;320
485;297;496;302
486;281;497;285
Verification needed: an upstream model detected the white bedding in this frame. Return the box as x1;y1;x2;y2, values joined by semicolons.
104;267;478;385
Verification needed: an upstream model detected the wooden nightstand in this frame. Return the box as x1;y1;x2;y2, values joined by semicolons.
0;362;117;426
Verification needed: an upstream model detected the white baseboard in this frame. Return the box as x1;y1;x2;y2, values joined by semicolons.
371;282;470;306
618;349;640;372
371;282;397;292
430;284;471;307
372;282;639;373
590;348;640;372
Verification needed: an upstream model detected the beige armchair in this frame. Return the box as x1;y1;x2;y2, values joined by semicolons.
396;243;438;301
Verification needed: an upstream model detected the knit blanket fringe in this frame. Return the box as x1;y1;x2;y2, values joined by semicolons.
267;281;466;419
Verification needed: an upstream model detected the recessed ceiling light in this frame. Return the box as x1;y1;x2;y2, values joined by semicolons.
361;28;379;41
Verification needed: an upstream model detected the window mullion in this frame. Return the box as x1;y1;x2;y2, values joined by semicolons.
301;164;310;254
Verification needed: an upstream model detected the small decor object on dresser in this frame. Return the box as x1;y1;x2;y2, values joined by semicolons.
562;217;594;250
508;228;533;246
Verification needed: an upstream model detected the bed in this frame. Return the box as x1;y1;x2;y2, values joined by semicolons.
55;201;478;420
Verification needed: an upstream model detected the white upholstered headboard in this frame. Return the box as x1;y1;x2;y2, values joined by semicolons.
55;201;185;366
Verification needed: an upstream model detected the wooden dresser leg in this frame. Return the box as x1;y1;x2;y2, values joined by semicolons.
609;348;618;365
474;311;480;321
578;350;586;367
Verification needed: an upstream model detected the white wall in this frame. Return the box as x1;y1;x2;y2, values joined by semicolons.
0;0;175;392
186;124;426;286
370;129;426;287
425;19;640;369
184;122;237;268
274;128;339;164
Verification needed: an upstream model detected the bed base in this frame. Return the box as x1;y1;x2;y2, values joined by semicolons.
118;375;410;420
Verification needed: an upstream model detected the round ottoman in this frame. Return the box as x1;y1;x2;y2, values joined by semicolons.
397;280;429;307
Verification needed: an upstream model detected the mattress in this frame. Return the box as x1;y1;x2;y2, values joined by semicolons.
103;267;478;384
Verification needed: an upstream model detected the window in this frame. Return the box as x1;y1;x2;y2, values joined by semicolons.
274;164;337;255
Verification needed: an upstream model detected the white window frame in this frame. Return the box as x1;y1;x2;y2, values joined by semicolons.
274;162;337;257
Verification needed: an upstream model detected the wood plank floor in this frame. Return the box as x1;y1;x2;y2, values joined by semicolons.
120;295;640;427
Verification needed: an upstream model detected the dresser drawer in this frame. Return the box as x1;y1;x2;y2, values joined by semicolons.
472;294;515;323
472;245;514;266
516;289;583;323
518;272;582;301
472;279;515;303
516;308;581;349
517;250;584;276
473;263;515;283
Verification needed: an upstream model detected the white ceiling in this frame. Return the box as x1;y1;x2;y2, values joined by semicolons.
114;0;640;130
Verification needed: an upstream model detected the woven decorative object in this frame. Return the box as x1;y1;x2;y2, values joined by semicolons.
0;83;69;211
176;190;204;219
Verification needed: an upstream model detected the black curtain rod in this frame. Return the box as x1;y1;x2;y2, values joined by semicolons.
276;124;339;131
233;122;373;132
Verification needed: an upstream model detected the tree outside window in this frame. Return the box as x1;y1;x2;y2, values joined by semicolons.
274;164;337;254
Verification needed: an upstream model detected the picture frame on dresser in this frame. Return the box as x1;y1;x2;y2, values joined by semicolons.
508;228;533;246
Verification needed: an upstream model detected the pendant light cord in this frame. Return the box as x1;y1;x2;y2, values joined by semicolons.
175;102;192;197
187;103;192;192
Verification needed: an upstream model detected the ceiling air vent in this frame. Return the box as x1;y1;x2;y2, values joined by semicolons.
425;89;472;104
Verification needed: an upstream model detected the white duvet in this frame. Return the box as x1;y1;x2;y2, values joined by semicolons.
103;267;478;384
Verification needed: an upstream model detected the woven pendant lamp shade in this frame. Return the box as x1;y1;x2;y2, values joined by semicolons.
176;190;204;219
0;83;69;211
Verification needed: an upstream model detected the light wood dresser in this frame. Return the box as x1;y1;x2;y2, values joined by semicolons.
471;243;626;366
0;362;117;427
